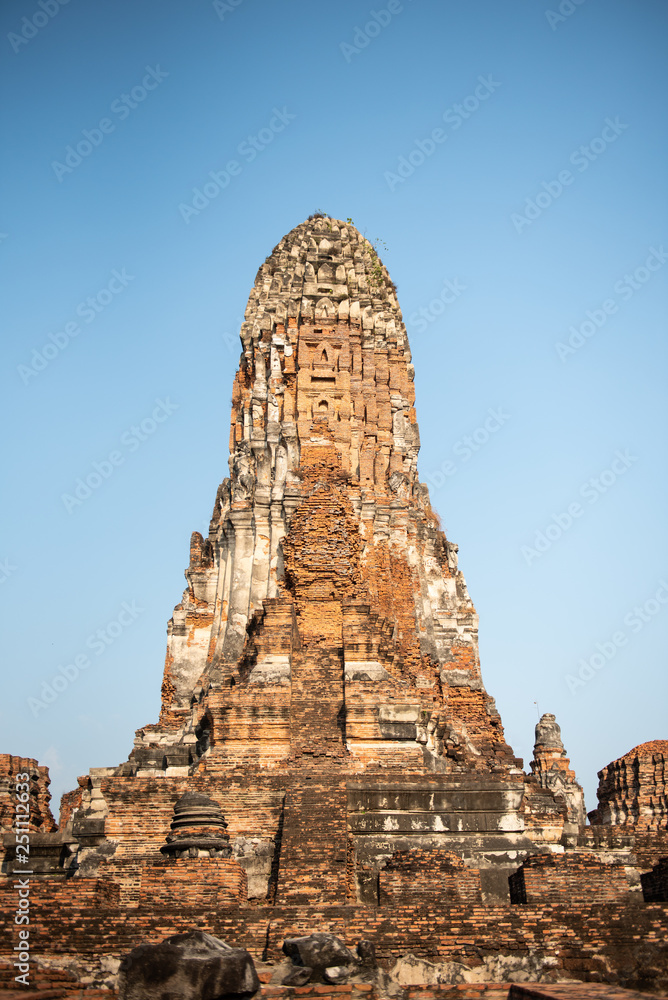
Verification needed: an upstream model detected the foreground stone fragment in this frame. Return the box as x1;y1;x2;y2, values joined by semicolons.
279;963;313;986
117;931;259;1000
281;933;368;986
283;932;355;973
390;950;566;986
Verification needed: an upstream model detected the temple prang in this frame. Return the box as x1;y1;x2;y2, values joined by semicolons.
1;217;667;997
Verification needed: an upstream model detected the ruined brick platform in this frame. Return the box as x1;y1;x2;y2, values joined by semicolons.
1;217;666;996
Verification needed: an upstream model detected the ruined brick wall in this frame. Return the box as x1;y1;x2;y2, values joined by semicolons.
379;849;482;904
444;687;519;770
509;853;632;904
633;830;668;868
579;825;668;869
138;857;247;907
59;779;85;828
0;754;56;834
196;686;292;765
588;741;668;830
1;889;668;993
275;772;349;904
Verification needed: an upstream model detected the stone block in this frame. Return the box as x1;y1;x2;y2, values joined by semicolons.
118;931;259;1000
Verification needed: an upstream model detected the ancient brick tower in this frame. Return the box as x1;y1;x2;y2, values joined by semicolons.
161;211;513;767
55;215;585;903
3;217;668;996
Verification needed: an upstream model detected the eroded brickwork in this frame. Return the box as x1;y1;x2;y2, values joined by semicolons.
508;852;633;905
138;857;247;906
588;741;668;830
1;886;667;994
379;849;482;904
0;754;56;834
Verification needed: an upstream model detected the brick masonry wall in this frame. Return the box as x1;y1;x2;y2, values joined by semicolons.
379;849;482;904
589;744;668;830
275;771;349;904
1;890;667;993
0;755;56;834
633;830;668;868
508;853;631;904
138;857;247;906
0;965;662;1000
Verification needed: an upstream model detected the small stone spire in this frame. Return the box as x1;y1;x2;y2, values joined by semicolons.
160;792;232;859
530;713;586;828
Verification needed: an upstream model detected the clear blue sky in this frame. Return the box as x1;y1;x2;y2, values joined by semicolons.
2;0;666;814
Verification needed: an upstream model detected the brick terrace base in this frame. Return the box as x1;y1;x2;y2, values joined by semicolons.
1;975;667;1000
1;895;668;996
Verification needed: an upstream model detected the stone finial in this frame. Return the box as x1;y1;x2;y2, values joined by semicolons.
160;792;232;859
534;712;564;749
530;713;586;829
